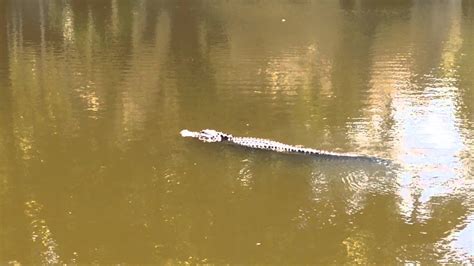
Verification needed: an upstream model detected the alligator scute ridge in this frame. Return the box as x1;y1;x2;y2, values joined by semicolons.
180;129;389;164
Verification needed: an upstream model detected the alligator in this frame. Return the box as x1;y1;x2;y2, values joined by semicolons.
180;129;389;164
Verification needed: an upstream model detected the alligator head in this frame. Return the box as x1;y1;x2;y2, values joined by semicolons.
180;129;232;143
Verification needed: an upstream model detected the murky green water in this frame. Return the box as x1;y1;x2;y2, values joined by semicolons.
1;0;473;264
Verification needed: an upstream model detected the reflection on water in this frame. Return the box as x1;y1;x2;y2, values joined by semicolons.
0;0;473;264
24;200;61;264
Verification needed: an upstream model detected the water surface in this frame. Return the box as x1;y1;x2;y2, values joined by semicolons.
0;0;473;264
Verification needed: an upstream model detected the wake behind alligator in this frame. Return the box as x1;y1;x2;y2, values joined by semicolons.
181;129;389;164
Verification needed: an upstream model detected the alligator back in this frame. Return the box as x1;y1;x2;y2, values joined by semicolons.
181;129;390;165
231;137;375;159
